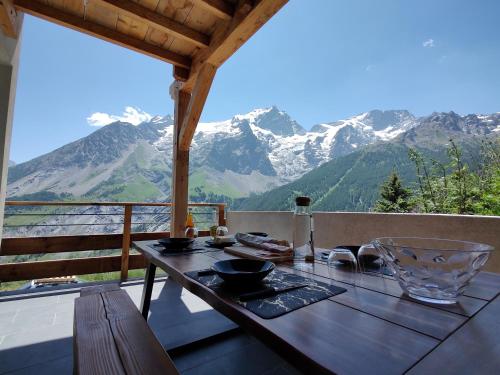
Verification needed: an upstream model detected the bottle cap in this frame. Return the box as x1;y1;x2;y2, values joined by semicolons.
295;196;311;206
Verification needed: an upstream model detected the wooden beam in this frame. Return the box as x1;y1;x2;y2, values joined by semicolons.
170;85;191;237
0;231;211;255
178;63;216;150
195;0;234;20
120;205;132;281
0;254;147;282
0;0;18;38
173;65;190;82
97;0;210;48
13;0;191;68
183;0;288;91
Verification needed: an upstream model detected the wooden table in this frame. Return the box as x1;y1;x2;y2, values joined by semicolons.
133;239;500;375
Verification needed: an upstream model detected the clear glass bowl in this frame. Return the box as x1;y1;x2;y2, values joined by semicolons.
372;237;494;304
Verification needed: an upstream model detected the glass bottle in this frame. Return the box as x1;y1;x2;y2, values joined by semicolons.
293;196;314;260
185;208;198;238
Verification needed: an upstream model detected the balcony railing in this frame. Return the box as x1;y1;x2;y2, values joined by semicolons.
0;201;226;284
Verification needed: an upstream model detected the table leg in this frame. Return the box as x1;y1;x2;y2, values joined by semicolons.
140;262;156;320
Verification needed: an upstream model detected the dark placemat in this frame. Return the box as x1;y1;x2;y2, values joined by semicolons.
185;269;346;319
149;239;221;256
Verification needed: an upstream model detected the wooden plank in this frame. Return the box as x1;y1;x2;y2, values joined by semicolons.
0;254;146;282
101;289;179;374
97;0;210;48
329;282;467;340
183;0;288;91
0;231;210;255
120;205;133;281
133;240;439;375
0;0;19;38
194;0;234;20
178;63;216;150
287;261;488;318
80;283;121;297
408;295;500;374
4;201;220;207
171;86;191;237
224;245;293;263
73;294;126;375
13;0;192;68
217;203;226;225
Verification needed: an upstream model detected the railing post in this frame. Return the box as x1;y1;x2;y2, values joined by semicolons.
120;205;132;282
218;204;226;226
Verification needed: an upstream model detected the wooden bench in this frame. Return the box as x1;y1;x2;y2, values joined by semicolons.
74;284;179;375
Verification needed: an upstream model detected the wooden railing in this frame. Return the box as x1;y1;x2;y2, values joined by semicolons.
0;201;226;283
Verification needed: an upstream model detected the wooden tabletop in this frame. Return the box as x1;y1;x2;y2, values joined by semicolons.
133;239;500;375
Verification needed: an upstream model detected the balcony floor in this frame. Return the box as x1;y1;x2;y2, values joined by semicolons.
0;278;302;375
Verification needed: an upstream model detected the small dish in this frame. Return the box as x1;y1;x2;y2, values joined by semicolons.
157;238;194;251
205;239;236;248
211;259;275;284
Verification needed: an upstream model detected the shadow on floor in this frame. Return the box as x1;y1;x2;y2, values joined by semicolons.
0;279;303;375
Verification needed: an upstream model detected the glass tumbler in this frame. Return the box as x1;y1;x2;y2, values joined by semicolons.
327;248;358;286
357;243;384;276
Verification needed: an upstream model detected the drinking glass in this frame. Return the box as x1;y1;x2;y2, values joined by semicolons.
327;248;358;286
357;243;383;276
216;226;229;237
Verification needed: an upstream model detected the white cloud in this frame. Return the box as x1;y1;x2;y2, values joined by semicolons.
422;38;435;48
87;106;153;126
365;64;374;72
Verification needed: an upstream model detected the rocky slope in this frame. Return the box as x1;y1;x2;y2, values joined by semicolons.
236;111;500;212
7;107;423;202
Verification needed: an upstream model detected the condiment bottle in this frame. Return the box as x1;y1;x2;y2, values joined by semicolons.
292;196;314;261
185;208;198;238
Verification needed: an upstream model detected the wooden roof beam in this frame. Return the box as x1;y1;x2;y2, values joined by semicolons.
97;0;210;48
178;63;217;151
13;0;191;68
182;0;288;91
195;0;234;21
0;0;20;38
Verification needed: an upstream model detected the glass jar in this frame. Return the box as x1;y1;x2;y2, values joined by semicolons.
292;196;314;260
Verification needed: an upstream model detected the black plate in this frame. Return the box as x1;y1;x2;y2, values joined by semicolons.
205;240;236;248
247;232;268;237
211;259;275;284
157;237;194;250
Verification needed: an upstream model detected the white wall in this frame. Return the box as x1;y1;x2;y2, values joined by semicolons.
228;211;500;273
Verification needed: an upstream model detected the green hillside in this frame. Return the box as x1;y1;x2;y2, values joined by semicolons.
236;140;483;212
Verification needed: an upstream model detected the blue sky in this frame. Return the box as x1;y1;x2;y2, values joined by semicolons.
11;0;500;163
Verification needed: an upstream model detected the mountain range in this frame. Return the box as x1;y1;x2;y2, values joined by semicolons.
7;107;500;211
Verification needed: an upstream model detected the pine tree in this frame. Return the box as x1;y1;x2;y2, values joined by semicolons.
374;172;414;213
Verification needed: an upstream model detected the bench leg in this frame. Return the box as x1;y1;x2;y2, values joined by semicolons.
140;262;157;320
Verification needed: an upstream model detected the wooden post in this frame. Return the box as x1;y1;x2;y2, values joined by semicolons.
170;82;191;237
218;204;226;226
120;205;132;281
170;64;217;237
0;20;22;250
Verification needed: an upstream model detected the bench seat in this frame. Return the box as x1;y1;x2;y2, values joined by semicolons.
74;284;179;375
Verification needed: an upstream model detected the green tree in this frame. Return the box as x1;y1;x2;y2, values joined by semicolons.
408;139;500;215
374;171;414;213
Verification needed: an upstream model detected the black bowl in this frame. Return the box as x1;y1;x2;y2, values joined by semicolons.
205;239;236;248
157;237;194;250
211;259;275;284
247;232;268;237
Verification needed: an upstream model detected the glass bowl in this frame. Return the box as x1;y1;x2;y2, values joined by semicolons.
372;237;494;304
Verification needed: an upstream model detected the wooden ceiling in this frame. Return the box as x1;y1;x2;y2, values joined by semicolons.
2;0;288;91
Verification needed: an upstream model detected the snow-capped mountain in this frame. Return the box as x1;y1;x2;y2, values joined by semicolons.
7;107;499;202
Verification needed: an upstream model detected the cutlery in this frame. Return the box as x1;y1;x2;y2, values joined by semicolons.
238;284;308;302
